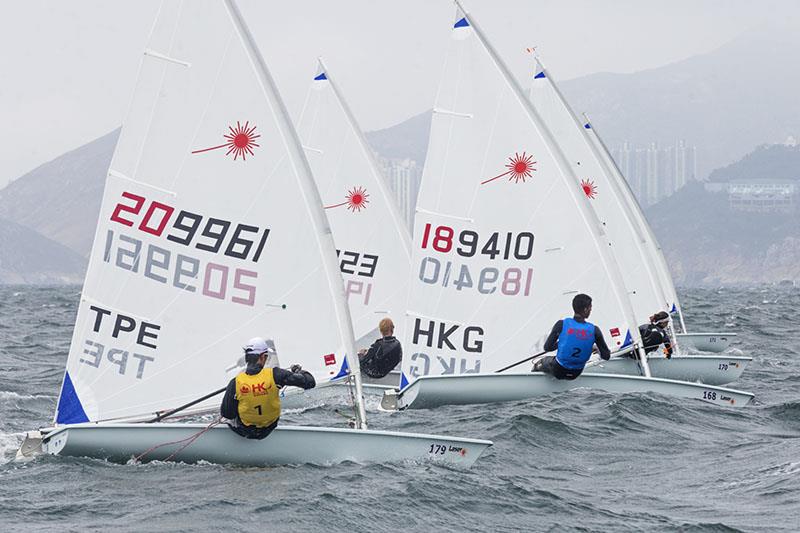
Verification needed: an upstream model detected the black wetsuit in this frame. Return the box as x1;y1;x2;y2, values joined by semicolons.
220;365;315;439
533;316;611;380
360;336;402;378
638;323;673;357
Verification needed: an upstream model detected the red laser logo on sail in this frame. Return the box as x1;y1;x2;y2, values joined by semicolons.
581;179;597;199
481;152;537;185
325;186;370;212
192;121;261;161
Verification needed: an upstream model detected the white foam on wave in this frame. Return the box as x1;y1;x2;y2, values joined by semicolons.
0;431;24;465
282;399;327;415
776;461;800;475
0;391;51;401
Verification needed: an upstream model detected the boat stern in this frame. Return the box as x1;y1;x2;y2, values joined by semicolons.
676;332;737;353
15;429;45;461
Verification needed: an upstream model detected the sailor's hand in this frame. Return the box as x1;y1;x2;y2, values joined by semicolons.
357;348;367;356
663;347;672;359
290;364;302;373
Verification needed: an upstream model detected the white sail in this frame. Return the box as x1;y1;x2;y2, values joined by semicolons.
527;57;671;324
398;5;648;389
54;0;361;425
581;116;686;329
296;59;412;341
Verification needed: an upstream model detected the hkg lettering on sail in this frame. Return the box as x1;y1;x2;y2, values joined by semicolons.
408;318;483;377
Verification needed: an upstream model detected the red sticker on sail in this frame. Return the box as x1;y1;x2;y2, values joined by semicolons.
324;353;336;366
192;121;261;160
325;186;370;212
610;327;620;337
581;179;597;199
481;152;537;185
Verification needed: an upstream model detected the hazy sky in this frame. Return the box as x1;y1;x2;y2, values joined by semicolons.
1;0;797;188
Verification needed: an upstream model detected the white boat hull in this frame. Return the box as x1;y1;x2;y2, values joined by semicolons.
676;332;736;352
585;355;751;385
381;373;753;411
37;423;492;468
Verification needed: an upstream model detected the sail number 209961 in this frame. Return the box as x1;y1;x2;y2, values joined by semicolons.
111;191;271;263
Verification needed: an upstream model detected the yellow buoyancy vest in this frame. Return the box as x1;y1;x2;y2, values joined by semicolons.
235;367;281;427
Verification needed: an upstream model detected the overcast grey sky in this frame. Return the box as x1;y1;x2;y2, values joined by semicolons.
1;0;797;188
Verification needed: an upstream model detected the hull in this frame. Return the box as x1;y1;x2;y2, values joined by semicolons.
585;355;751;385
676;332;736;352
39;423;492;468
363;369;402;387
381;373;754;411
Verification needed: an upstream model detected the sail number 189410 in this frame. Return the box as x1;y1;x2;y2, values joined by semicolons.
420;224;534;261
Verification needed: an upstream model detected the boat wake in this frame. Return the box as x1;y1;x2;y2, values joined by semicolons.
0;431;24;465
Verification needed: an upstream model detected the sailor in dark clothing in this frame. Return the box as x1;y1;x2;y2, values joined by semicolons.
637;311;674;358
358;318;402;379
220;337;315;440
533;293;611;380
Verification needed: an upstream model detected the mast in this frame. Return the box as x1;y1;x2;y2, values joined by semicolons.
582;113;688;335
453;0;650;375
223;0;368;427
316;57;412;256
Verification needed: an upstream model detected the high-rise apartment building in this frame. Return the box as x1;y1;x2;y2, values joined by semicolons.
612;140;698;206
377;157;422;231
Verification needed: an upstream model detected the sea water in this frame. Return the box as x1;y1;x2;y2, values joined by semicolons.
0;285;798;532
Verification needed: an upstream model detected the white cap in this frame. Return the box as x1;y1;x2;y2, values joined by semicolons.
243;337;277;356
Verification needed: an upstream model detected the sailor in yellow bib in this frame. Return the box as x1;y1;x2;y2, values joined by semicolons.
235;368;281;428
221;337;316;440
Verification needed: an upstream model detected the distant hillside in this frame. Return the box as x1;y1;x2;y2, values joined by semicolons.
708;143;800;182
363;29;800;181
561;29;800;179
647;181;799;285
0;129;118;257
0;217;86;283
366;109;431;164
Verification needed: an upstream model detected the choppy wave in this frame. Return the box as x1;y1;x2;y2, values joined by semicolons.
0;431;23;465
1;285;799;531
0;391;52;401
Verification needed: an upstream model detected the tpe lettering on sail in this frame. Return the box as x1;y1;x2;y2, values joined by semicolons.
78;305;158;379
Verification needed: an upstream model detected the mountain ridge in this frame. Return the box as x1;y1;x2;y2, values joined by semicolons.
0;217;86;284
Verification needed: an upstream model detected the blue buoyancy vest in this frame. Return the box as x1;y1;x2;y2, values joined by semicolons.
555;317;596;370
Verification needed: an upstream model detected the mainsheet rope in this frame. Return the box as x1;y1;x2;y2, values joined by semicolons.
132;417;222;463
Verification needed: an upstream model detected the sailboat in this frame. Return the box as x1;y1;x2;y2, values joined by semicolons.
380;2;753;411
526;56;749;385
580;117;737;353
16;0;491;467
295;58;411;388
